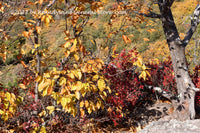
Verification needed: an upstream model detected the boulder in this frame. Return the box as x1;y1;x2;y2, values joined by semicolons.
138;119;200;133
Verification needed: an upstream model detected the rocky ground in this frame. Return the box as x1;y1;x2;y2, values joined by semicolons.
138;119;200;133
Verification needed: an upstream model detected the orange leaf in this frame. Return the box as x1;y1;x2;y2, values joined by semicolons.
79;44;86;55
20;61;28;68
19;83;27;89
35;26;41;34
64;30;70;36
39;0;43;5
80;108;85;117
22;31;29;38
70;43;76;52
47;87;53;95
112;45;117;53
87;60;95;64
147;29;156;33
27;1;35;5
122;35;131;44
143;38;150;41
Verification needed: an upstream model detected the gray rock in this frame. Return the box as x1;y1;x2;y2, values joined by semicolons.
138;119;200;133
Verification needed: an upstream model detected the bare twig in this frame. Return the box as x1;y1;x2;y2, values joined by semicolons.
183;4;200;46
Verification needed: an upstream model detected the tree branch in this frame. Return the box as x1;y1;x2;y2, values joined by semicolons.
166;0;175;7
183;4;200;47
144;84;175;100
134;10;161;18
192;87;200;92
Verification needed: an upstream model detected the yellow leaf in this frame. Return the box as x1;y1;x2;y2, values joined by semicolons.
19;83;27;89
38;79;51;92
4;101;9;109
146;70;151;77
85;100;89;108
100;102;104;109
61;97;71;107
70;43;77;52
20;49;25;55
11;93;16;101
42;86;48;96
87;60;95;64
2;113;9;121
139;71;147;80
67;72;75;79
40;126;46;133
87;105;92;114
101;0;109;3
63;41;71;48
44;17;50;27
92;75;99;81
16;96;23;105
142;64;147;71
72;70;82;80
41;15;45;21
9;106;16;113
134;57;143;67
90;102;96;111
96;101;101;109
74;38;77;46
71;108;77;117
59;77;66;86
74;54;79;61
35;75;42;82
0;109;4;115
39;110;46;117
9;129;15;133
46;106;55;114
75;91;80;100
77;70;82;80
61;97;67;107
90;40;95;44
91;84;98;92
80;101;84;108
6;92;11;101
34;44;40;48
97;79;106;91
80;108;85;117
107;86;111;94
65;50;70;58
103;91;107;97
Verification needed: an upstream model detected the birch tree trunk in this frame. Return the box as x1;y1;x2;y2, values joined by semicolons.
157;0;200;120
139;0;200;120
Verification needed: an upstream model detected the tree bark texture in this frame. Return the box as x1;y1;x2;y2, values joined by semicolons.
157;0;200;120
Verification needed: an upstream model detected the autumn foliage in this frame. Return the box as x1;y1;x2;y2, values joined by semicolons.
0;0;200;132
